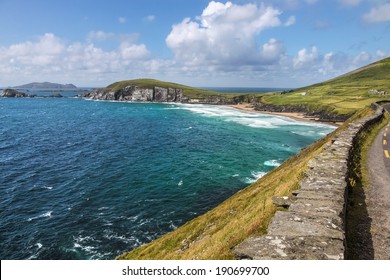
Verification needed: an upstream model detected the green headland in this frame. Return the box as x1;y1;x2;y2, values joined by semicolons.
99;57;390;119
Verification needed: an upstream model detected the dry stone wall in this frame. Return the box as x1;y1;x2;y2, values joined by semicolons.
234;104;384;260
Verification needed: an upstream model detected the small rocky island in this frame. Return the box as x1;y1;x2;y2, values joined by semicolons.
14;82;77;90
1;88;36;98
1;82;80;98
1;88;64;98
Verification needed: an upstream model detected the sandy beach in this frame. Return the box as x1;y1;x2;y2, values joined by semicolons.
228;103;342;127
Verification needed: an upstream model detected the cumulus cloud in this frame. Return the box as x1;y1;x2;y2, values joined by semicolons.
285;15;296;26
363;3;390;23
290;45;388;85
2;33;64;67
87;31;116;42
0;32;154;85
261;38;285;62
293;46;319;69
166;1;284;68
119;41;150;60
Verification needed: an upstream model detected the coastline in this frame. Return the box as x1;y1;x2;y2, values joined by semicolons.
227;103;342;127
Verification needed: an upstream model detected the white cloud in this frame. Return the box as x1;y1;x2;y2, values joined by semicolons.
319;52;335;75
119;41;150;60
166;1;283;68
376;49;387;58
87;31;115;42
293;46;319;68
261;38;285;62
145;15;156;22
353;51;372;65
290;47;388;85
2;33;64;67
0;32;154;86
363;3;390;23
285;15;296;26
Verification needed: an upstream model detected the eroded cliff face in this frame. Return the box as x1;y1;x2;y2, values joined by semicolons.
81;85;240;105
81;86;184;102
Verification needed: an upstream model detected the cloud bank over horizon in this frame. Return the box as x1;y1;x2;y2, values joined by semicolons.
0;0;389;87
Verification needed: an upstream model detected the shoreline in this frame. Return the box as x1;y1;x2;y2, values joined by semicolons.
82;97;342;127
227;103;342;127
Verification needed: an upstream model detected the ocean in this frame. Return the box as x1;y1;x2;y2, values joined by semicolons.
0;92;334;259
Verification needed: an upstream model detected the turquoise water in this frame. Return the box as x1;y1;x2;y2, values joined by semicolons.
0;97;334;259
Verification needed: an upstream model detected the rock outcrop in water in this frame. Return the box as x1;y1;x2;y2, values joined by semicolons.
1;88;36;98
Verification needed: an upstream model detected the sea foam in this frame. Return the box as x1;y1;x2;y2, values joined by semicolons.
176;104;334;130
27;211;52;222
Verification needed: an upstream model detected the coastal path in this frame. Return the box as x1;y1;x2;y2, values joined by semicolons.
366;103;390;259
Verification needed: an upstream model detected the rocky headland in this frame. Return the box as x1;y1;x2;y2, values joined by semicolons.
1;88;36;98
80;84;240;105
0;88;65;98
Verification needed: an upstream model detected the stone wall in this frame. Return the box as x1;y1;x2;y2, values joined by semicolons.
233;104;384;260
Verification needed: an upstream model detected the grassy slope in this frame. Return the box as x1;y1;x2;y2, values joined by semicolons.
116;58;389;259
117;107;374;260
262;57;390;115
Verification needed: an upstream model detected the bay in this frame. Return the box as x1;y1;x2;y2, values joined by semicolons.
0;97;334;259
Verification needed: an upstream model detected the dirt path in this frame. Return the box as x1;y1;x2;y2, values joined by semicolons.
366;104;390;259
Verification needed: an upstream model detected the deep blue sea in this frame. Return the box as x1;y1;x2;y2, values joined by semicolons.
0;91;334;259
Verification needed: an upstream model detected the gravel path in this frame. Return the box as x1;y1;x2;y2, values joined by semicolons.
366;104;390;259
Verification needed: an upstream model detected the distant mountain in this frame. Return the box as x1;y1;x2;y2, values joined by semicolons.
13;82;77;89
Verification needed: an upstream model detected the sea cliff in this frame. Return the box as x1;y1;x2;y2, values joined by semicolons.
80;84;239;105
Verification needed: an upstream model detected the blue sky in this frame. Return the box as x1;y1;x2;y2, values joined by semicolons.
0;0;389;87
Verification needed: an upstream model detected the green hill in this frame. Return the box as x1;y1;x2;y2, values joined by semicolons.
106;78;242;99
262;57;390;115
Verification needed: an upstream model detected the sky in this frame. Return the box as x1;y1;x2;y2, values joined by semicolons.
0;0;389;87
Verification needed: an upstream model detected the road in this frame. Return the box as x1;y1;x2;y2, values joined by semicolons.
365;103;390;259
